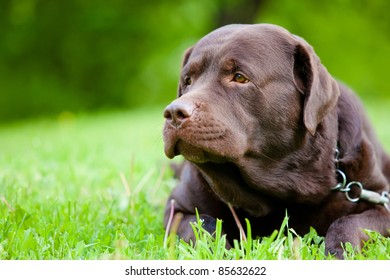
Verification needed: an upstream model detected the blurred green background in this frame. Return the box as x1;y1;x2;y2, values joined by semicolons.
0;0;389;121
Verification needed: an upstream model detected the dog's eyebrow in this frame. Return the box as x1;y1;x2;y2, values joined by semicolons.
222;59;238;72
221;58;255;78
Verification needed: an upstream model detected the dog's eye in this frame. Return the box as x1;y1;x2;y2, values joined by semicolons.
232;73;249;83
184;77;192;86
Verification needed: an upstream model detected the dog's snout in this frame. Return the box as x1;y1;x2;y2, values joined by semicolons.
164;101;195;127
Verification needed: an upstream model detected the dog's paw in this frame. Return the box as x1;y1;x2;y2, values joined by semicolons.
198;215;217;233
325;245;345;259
325;216;362;259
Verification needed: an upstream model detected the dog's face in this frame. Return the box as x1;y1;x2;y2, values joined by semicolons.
163;24;339;165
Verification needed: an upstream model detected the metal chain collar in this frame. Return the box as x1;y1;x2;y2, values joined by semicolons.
332;147;390;211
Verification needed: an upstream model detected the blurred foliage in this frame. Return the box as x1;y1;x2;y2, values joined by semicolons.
0;0;389;121
0;0;216;120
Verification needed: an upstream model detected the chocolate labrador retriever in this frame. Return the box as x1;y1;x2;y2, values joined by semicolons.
162;24;390;258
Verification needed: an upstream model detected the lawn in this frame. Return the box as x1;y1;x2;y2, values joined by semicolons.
0;102;389;260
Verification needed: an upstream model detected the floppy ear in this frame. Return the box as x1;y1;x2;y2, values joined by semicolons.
177;47;193;97
293;41;340;135
182;47;193;67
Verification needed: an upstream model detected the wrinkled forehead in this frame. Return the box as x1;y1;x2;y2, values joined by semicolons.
187;24;296;72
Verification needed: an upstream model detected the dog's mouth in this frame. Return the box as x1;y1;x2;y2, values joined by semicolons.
163;121;231;164
167;140;211;163
164;134;226;163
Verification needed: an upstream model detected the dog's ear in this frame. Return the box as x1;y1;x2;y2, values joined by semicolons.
182;47;193;67
293;41;340;135
177;47;194;97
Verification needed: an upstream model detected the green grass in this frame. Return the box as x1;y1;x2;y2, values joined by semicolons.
0;102;389;260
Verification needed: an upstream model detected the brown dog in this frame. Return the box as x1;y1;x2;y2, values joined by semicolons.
162;24;390;258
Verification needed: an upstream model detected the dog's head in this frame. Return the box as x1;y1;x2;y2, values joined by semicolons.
163;24;340;164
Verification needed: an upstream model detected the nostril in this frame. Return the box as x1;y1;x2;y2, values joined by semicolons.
176;109;188;120
175;102;194;119
163;109;172;120
164;101;195;127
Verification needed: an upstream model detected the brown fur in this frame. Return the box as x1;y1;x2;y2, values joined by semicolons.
162;24;390;258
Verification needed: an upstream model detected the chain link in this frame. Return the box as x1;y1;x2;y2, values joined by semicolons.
332;147;389;211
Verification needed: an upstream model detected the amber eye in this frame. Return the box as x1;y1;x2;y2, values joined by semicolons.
184;76;192;86
232;73;249;83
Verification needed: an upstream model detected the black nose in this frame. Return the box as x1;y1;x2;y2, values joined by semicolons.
164;101;195;127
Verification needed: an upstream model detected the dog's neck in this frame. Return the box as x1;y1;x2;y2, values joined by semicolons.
196;161;277;217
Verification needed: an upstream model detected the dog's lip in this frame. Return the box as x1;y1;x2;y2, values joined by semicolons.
163;123;201;159
163;118;235;162
164;138;205;161
163;129;212;162
164;137;230;164
164;136;179;159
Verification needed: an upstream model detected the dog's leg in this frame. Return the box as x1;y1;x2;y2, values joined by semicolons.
163;162;227;243
164;207;218;244
325;206;390;259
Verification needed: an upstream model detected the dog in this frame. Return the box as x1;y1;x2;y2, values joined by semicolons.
162;24;390;258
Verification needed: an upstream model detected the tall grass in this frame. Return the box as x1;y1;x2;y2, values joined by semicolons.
0;109;170;259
